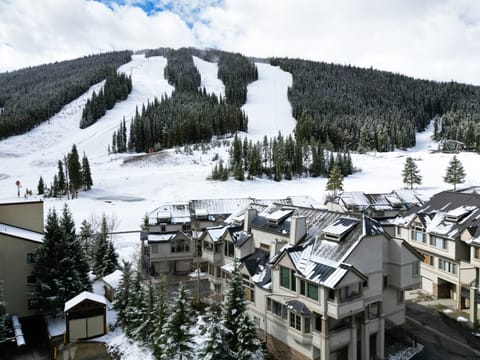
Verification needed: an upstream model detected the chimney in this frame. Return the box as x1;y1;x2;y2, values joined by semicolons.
244;208;257;232
289;216;307;245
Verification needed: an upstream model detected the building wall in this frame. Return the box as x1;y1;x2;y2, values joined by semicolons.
0;234;41;317
0;201;44;232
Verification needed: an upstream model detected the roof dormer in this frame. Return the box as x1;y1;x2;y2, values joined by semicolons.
322;217;360;242
266;208;294;225
445;206;475;223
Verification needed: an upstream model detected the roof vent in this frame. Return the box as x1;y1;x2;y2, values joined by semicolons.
445;206;474;223
322;217;360;242
266;208;294;225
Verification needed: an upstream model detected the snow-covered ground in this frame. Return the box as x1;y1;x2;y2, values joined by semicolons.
1;53;480;265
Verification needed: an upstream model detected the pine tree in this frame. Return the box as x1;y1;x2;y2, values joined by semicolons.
444;155;466;190
57;160;66;195
152;276;168;359
125;271;147;340
60;205;91;295
325;165;344;196
81;152;93;190
237;313;264;360
33;206;91;312
67;144;82;197
37;176;45;195
93;214;117;278
33;209;65;311
159;283;195;360
79;219;95;265
198;304;235;360
113;261;133;329
222;261;246;351
402;157;422;189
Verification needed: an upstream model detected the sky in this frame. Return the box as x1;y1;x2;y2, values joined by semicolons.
1;0;480;85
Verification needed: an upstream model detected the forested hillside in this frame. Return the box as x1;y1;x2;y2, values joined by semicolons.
0;51;132;139
121;48;254;153
271;58;480;152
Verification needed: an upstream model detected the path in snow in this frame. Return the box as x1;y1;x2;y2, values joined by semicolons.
193;56;225;98
241;63;297;142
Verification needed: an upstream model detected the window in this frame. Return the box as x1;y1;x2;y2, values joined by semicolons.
290;313;301;331
150;244;158;254
423;253;434;266
224;240;234;258
260;243;271;251
171;238;190;253
396;290;404;304
26;253;35;264
328;289;335;300
314;313;322;332
411;230;426;243
430;235;447;250
182;223;191;232
474;247;480;259
204;241;213;251
438;258;457;275
160;223;167;232
280;266;296;291
304;317;311;333
300;280;305;295
412;262;420;277
396;226;401;235
307;283;319;301
243;275;255;303
27;275;36;284
269;299;287;319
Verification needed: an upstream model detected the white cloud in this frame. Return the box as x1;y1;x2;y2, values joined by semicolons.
1;0;479;85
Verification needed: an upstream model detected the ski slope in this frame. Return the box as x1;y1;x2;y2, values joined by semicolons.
0;53;480;263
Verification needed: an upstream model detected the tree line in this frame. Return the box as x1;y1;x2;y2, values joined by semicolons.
32;206;118;312
112;262;263;360
113;48;256;153
37;144;93;198
211;133;353;182
80;69;132;128
270;57;480;152
0;51;132;140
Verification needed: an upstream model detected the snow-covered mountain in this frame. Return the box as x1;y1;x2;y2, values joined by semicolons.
0;53;479;262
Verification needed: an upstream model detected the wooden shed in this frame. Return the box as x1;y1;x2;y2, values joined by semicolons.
64;291;107;342
102;269;122;302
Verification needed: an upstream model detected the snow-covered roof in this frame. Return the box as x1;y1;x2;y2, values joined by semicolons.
266;209;294;223
102;269;123;289
64;291;106;312
206;225;228;243
446;205;475;219
322;218;359;237
148;233;175;242
0;222;43;243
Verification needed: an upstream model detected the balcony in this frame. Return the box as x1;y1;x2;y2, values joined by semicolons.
327;296;364;319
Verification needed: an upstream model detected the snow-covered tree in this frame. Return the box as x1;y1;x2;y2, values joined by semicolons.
33;205;91;312
152;276;168;359
237;313;264;360
198;305;235;360
222;261;246;352
402;156;422;189
159;283;195;360
125;271;147;340
325;164;344;196
113;261;133;329
93;214;118;278
444;155;466;190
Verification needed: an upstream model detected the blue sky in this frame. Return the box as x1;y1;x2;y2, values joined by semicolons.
0;0;479;85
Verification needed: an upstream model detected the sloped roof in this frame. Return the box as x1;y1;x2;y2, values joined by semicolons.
0;222;43;243
64;291;106;312
399;190;480;239
147;232;176;243
102;269;123;289
206;225;228;243
286;300;313;315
